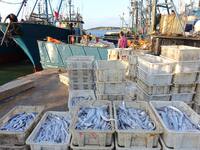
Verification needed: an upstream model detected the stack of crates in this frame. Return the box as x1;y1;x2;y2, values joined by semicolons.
137;54;174;101
95;60;127;101
66;56;95;90
161;45;200;106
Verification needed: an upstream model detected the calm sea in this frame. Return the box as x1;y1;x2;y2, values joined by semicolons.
86;29;120;37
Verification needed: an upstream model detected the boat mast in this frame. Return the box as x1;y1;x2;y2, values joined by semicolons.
68;0;72;21
45;0;48;22
16;0;28;17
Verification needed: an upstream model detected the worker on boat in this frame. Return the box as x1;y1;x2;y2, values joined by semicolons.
118;31;127;48
5;13;18;23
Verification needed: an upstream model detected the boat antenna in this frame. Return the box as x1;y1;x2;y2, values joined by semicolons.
16;0;27;17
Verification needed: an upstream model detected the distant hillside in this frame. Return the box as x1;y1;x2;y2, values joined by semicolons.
88;27;121;30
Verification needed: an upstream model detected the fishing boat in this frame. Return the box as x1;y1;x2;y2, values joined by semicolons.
0;0;83;71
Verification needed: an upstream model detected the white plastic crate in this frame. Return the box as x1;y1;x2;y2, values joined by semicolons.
137;67;173;86
161;45;200;61
26;111;71;150
137;86;171;101
66;56;94;70
125;81;137;99
174;60;200;73
69;83;95;90
194;94;200;104
171;84;196;93
171;93;195;103
160;138;198;150
71;138;114;150
138;55;174;74
0;106;44;146
113;101;162;148
95;60;127;82
150;101;200;149
71;101;114;147
193;102;200;114
196;73;200;83
0;145;29;150
96;94;125;101
137;79;170;95
127;64;137;78
173;72;198;84
67;70;94;78
96;82;125;95
68;90;96;111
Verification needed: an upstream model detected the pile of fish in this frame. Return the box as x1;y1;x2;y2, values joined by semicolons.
0;112;38;132
157;106;200;131
117;102;155;130
34;114;70;143
70;96;93;107
75;106;112;130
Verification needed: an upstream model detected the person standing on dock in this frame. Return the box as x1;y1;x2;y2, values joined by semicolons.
118;31;127;48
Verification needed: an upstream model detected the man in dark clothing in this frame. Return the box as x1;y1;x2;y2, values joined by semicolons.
5;14;18;23
4;14;21;35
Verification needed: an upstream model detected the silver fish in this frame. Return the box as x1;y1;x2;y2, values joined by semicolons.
117;102;155;131
34;114;70;143
75;106;112;130
157;106;200;131
0;112;38;132
71;96;93;107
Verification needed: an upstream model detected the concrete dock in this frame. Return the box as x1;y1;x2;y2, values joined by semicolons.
0;69;68;118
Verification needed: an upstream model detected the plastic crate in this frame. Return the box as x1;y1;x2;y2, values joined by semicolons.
173;72;198;84
160;138;198;150
161;45;200;61
171;93;195;103
96;94;126;101
194;94;200;104
113;101;162;148
127;64;137;78
95;60;127;82
193;102;200;115
26;111;71;150
71;138;114;150
174;60;200;73
137;67;173;86
71;101;114;147
0;144;29;150
96;82;125;95
0;106;44;146
67;70;94;78
69;83;95;90
138;55;174;74
125;81;137;99
137;79;170;95
68;90;96;111
137;86;171;101
171;84;196;93
66;56;95;70
150;101;200;149
115;137;161;150
197;73;200;83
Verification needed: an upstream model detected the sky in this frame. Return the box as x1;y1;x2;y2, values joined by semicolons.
0;0;199;29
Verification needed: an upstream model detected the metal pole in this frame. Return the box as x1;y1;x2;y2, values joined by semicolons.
69;0;72;21
17;0;27;17
45;0;49;22
135;1;138;34
165;0;170;14
29;0;39;19
151;0;156;33
58;0;63;14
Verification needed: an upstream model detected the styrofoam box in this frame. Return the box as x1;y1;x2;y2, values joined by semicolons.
171;84;196;93
171;93;195;103
161;45;200;61
160;138;198;150
26;111;71;150
0;106;44;146
137;67;173;86
113;101;163;148
137;86;171;101
71;101;114;147
173;72;198;84
96;82;125;95
138;55;174;74
71;138;114;150
66;56;94;70
95;60;127;82
137;79;170;95
96;94;126;101
68;90;96;111
150;101;200;149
